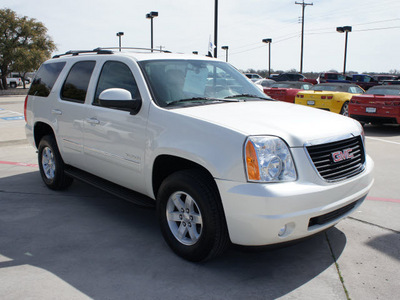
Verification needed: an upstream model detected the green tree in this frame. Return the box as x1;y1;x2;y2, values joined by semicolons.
0;8;56;89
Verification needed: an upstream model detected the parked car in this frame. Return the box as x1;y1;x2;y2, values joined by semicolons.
351;74;380;90
254;78;275;88
295;83;364;116
25;48;373;261
373;74;398;83
271;73;306;82
349;85;400;125
244;73;263;82
3;77;21;88
263;81;313;103
317;73;380;90
317;72;351;84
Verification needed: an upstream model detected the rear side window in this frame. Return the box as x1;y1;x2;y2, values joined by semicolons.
28;62;66;97
61;61;96;103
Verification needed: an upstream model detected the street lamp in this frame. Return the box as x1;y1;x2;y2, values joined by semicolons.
262;38;272;78
221;46;229;62
146;11;158;52
336;26;352;75
116;32;124;52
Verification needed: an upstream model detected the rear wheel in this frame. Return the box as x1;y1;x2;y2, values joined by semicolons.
38;135;73;190
340;101;349;116
157;170;230;262
10;82;17;88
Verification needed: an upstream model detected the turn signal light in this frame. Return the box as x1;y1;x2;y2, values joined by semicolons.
245;141;260;181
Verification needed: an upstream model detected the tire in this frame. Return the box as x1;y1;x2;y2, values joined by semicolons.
340;101;349;116
38;135;73;190
10;82;17;88
157;169;230;262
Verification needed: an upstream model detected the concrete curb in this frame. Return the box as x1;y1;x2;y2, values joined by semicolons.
0;89;28;96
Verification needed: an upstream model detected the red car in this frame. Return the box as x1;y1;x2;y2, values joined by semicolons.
349;85;400;124
263;81;313;103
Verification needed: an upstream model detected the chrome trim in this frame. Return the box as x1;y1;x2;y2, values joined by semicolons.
304;134;366;183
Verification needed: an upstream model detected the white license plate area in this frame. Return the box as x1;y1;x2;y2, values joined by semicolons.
307;100;315;105
366;107;376;113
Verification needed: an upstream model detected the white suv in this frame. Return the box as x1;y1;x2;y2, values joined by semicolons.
25;48;374;261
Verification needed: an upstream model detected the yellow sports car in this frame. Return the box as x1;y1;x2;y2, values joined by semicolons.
295;83;364;116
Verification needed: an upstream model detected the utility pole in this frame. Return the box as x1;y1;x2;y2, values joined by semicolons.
295;1;313;74
214;0;218;58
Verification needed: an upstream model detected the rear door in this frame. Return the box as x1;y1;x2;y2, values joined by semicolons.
54;60;96;167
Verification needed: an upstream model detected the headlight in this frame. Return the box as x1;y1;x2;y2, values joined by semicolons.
245;136;297;182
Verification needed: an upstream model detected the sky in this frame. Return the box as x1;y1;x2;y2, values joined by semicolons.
4;0;400;74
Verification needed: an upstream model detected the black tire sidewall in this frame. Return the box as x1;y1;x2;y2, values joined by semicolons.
157;170;226;262
38;135;72;190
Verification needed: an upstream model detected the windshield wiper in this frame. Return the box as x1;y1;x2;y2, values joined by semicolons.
224;94;272;101
166;97;239;107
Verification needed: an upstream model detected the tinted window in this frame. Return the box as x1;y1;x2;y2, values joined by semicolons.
28;62;66;97
94;61;140;105
61;61;95;103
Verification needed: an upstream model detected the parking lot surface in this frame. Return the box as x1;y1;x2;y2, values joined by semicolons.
1;95;399;299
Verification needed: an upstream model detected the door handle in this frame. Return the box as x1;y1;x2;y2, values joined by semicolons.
51;109;62;115
86;118;100;125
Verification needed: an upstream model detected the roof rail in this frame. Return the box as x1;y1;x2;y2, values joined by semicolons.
52;48;113;58
94;47;171;53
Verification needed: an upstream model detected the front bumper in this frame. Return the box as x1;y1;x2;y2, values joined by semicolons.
216;155;374;246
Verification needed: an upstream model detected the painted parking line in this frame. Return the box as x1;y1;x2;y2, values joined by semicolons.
0;108;24;121
0;160;38;168
0;116;24;121
366;136;400;145
367;196;400;204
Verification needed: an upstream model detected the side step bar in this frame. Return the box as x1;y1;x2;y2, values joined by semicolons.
65;166;155;208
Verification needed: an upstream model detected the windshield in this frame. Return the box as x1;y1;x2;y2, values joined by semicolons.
313;85;342;92
138;59;269;107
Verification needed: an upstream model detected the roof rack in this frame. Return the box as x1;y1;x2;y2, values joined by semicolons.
95;47;171;53
52;47;171;59
52;48;113;58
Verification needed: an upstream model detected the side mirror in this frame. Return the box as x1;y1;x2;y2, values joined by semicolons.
99;88;142;115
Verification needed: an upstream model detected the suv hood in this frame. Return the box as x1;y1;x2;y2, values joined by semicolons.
173;101;362;147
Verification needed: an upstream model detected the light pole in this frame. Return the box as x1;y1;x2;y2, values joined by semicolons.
214;0;218;58
337;26;352;75
221;46;229;62
262;38;272;78
116;32;124;51
146;11;158;52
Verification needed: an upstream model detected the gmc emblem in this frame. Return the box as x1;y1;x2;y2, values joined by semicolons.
332;148;354;163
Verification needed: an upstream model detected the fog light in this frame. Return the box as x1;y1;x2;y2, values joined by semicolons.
278;225;287;237
278;222;295;238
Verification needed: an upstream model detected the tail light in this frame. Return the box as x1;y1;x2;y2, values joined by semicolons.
24;95;28;122
297;94;304;98
321;96;333;99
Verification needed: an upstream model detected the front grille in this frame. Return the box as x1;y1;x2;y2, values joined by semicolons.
308;199;360;228
306;136;365;182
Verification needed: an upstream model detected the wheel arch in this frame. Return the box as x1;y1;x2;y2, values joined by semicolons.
152;155;218;200
33;122;56;148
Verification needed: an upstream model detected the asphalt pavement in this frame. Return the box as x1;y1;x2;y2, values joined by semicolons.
0;95;399;299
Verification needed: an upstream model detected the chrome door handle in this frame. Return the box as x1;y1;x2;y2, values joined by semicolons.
51;109;62;115
86;118;100;125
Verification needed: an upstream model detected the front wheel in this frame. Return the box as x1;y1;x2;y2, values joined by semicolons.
38;135;73;190
340;101;349;116
157;170;229;262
